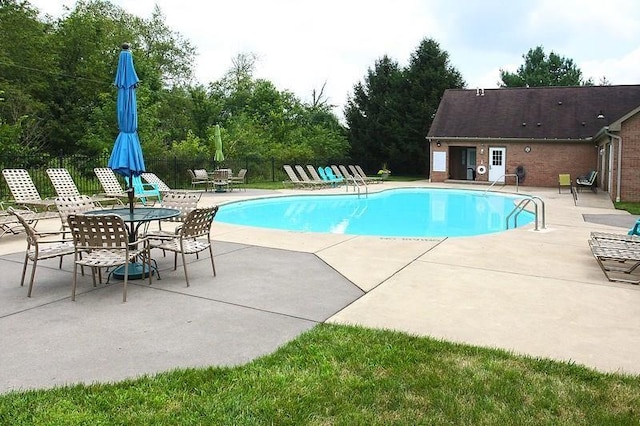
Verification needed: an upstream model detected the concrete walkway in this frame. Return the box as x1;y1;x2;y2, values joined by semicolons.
1;182;639;393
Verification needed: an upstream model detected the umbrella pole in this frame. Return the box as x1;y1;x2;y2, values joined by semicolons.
127;185;135;214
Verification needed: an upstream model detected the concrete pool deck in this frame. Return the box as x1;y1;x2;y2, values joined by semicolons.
1;181;639;393
207;182;640;374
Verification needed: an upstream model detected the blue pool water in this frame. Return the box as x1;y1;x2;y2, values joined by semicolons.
216;188;535;237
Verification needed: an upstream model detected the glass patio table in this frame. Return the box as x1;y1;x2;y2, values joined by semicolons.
85;207;180;279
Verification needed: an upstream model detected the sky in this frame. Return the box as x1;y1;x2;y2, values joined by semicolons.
31;0;640;119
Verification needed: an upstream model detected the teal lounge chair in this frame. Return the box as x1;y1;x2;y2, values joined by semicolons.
321;166;344;185
126;175;162;205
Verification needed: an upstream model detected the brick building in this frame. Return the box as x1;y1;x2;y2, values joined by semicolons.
426;85;640;202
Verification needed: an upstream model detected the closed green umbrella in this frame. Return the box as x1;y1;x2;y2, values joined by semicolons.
213;124;224;163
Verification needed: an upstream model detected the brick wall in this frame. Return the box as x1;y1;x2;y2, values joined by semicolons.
429;140;598;187
503;142;597;187
619;114;640;202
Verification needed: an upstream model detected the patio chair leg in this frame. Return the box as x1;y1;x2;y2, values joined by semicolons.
27;259;38;297
181;251;190;287
208;245;216;277
72;262;78;301
147;251;153;285
150;257;161;281
20;253;29;287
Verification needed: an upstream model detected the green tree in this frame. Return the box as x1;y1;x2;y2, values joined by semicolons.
0;0;56;153
0;1;349;168
136;5;195;89
345;55;404;172
0;0;197;155
49;0;131;153
345;38;464;175
168;129;208;158
0;90;29;157
499;46;593;87
401;39;465;173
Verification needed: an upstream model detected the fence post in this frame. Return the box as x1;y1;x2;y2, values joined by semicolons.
58;149;64;168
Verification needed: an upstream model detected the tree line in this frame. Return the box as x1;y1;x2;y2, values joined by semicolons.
0;1;348;167
0;0;596;176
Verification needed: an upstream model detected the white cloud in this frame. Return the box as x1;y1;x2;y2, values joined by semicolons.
28;0;640;117
582;47;640;85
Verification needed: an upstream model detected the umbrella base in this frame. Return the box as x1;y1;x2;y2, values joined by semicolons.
112;263;153;280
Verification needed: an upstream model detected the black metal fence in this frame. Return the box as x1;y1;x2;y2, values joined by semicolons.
0;152;353;200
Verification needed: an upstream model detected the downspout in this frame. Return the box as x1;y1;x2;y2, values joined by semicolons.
604;129;622;202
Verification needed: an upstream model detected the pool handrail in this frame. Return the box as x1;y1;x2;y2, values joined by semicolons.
484;174;519;194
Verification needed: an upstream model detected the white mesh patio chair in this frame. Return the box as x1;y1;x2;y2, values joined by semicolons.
187;169;204;190
8;207;76;297
67;213;151;302
190;169;213;191
144;191;202;238
54;195;99;236
229;168;247;191
148;206;218;287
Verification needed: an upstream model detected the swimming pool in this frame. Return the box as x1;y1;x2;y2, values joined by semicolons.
215;188;535;237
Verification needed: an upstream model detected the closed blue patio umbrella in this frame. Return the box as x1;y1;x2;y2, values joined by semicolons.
108;43;145;213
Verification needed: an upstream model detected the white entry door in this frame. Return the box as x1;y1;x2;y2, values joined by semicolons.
488;147;506;183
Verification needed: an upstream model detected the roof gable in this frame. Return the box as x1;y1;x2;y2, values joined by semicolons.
427;85;640;140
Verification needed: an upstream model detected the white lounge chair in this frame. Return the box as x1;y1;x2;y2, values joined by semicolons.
47;168;120;207
295;165;327;189
94;168;161;205
282;165;310;189
2;169;58;213
141;172;173;193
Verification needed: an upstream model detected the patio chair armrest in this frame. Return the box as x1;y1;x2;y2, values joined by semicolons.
130;236;152;248
35;230;70;238
38;237;74;244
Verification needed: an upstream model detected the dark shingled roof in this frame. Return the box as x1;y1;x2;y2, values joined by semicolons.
427;85;640;140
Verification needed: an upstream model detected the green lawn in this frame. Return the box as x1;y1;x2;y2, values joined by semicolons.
615;202;640;215
1;324;638;424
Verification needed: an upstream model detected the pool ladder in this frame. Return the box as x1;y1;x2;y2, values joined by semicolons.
506;196;545;231
346;175;368;198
